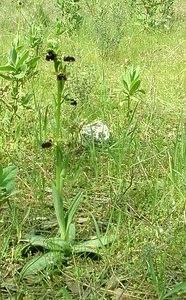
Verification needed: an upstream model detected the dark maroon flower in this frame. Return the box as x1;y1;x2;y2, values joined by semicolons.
46;50;57;61
57;73;67;81
70;100;77;106
41;139;53;149
63;56;75;62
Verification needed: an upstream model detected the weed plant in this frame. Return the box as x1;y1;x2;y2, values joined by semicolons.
91;0;126;57
121;65;145;116
56;0;83;36
66;64;97;102
130;0;175;30
0;43;39;118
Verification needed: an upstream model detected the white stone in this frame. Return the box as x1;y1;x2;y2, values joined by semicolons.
80;121;110;145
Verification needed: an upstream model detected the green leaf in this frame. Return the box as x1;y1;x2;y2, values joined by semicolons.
123;67;130;83
0;165;18;205
73;244;100;255
122;79;129;94
130;79;141;95
10;46;17;65
27;56;40;69
16;45;24;52
65;192;83;236
73;235;116;254
91;215;101;236
84;235;116;247
14;64;27;79
20;251;66;278
130;65;140;81
0;73;13;80
52;184;66;239
147;253;160;295
16;50;29;69
165;282;186;298
25;235;71;254
68;223;76;242
0;65;16;72
138;89;146;94
0;165;18;196
21;92;33;106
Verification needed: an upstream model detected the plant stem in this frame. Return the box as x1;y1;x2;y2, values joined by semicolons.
17;1;22;45
55;76;65;191
127;95;131;118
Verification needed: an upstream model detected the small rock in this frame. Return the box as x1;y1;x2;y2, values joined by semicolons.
80;120;110;146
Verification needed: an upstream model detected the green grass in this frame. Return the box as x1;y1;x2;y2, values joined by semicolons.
0;0;186;299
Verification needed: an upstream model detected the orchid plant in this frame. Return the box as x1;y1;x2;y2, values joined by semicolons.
21;46;116;278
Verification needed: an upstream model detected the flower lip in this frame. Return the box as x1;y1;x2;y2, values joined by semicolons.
63;56;75;62
57;73;67;81
64;96;77;106
46;50;57;61
41;139;53;148
70;100;77;106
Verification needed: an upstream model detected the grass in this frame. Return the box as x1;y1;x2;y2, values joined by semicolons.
0;0;186;299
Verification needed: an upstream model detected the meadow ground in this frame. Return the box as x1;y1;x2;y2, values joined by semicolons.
0;0;186;299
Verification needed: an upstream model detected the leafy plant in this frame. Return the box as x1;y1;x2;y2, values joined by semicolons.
66;64;96;102
56;0;83;36
29;21;43;55
0;164;18;206
0;43;39;116
130;0;175;30
122;65;145;116
92;0;125;57
27;4;50;55
21;47;115;279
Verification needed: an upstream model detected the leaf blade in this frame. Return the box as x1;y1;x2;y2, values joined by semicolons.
16;50;30;69
25;235;71;253
65;192;82;236
0;65;16;72
20;251;66;278
165;282;186;298
52;184;66;239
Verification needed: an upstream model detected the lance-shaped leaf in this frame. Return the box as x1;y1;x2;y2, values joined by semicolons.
65;192;83;240
130;79;141;95
164;281;186;298
68;223;76;242
52;184;66;239
27;56;40;69
24;235;72;254
20;251;66;278
16;50;30;69
0;73;13;80
9;46;17;65
0;165;18;197
122;79;129;95
0;65;16;72
73;235;116;254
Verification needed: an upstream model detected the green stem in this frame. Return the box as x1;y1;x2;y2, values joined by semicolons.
55;77;65;191
51;56;67;237
17;1;22;45
56;80;63;140
127;95;131;118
